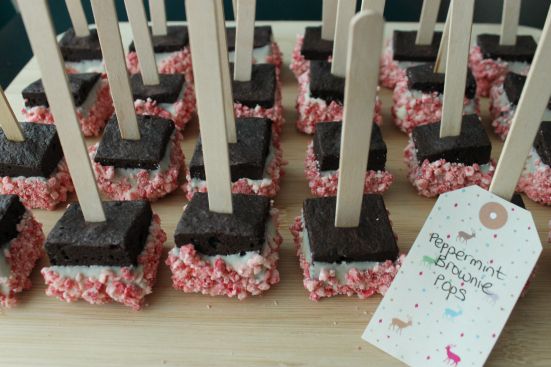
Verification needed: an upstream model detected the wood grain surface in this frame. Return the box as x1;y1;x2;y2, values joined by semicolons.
2;22;550;367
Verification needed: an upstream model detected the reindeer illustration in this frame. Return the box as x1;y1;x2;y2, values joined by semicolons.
421;255;437;267
388;316;412;335
456;229;476;244
443;307;463;319
444;345;461;366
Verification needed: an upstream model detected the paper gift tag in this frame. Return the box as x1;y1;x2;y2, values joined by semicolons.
363;185;542;367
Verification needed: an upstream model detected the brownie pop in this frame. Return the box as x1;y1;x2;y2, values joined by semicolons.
296;0;383;134
0;194;44;308
89;0;185;201
168;0;281;299
184;0;283;200
290;0;337;78
21;72;114;137
491;10;551;207
292;11;402;301
469;0;537;97
404;0;495;197
489;72;551;140
127;0;193;81
19;0;167;310
124;0;196;130
59;0;104;74
231;0;284;138
1;87;74;209
380;0;444;89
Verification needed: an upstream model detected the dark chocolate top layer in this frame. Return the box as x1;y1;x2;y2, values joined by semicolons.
477;34;537;62
226;25;272;51
303;195;399;263
94;115;175;170
129;26;189;53
406;63;477;99
412;114;492;165
130;74;185;104
231;63;276;108
393;30;443;62
0;122;63;178
189;118;272;181
59;28;102;62
22;73;101;108
0;195;26;248
301;26;334;60
534;121;551;166
313;121;387;171
503;72;551;109
45;201;153;267
310;60;345;103
174;193;271;256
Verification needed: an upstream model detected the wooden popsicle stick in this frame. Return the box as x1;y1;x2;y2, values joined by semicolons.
186;0;233;214
215;0;237;144
335;11;384;228
331;0;357;77
65;0;90;37
439;0;474;138
416;0;442;45
125;0;160;86
149;0;167;36
90;0;140;140
500;0;521;46
490;5;551;200
233;0;256;82
0;87;24;142
434;3;450;74
19;0;105;222
361;0;385;13
322;0;338;40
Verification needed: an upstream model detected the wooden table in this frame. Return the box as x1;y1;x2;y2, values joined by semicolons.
2;22;550;367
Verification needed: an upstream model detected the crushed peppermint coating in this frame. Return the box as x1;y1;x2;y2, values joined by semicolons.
167;207;281;300
41;213;166;310
22;78;113;137
90;131;185;201
517;147;551;206
290;28;333;79
127;47;194;83
1;207;45;308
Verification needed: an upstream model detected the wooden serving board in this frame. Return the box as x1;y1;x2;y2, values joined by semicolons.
2;22;550;367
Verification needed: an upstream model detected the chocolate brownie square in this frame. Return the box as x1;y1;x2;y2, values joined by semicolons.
94;115;175;170
226;25;272;51
412;114;492;165
128;26;189;53
534;121;551;166
231;63;276;108
313;121;387;171
0;195;26;248
174;193;271;256
477;34;537;62
22;73;101;108
393;30;443;62
130;74;185;104
303;195;399;263
189;117;272;181
45;201;153;266
504;72;551;109
406;63;477;99
59;28;102;61
301;26;334;60
0;122;63;178
309;61;345;103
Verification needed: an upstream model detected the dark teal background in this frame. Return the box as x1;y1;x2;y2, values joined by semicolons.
0;0;550;87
